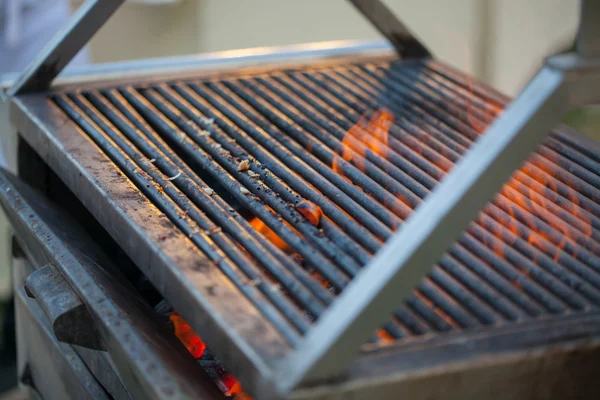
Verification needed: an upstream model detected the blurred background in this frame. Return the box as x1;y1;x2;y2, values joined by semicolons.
71;0;578;96
0;0;587;397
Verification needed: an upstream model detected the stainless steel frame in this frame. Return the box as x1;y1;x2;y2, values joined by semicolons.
7;0;125;96
348;0;431;58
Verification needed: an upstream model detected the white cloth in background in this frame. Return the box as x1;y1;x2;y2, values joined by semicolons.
0;0;90;169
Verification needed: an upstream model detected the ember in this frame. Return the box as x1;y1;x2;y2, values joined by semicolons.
169;313;206;358
332;108;394;174
296;200;323;227
170;312;251;398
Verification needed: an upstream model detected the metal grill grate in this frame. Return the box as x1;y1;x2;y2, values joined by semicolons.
53;60;600;347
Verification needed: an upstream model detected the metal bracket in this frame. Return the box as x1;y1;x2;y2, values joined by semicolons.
275;0;600;393
25;264;105;351
8;0;124;96
348;0;431;59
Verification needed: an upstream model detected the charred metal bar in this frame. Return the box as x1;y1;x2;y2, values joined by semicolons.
405;292;454;332
436;254;526;321
100;90;333;305
84;91;332;316
380;64;499;121
285;73;461;187
448;239;545;316
546;138;600;180
156;84;378;261
270;74;445;185
258;71;564;322
66;94;314;335
320;69;600;269
120;88;351;290
278;65;569;388
364;65;494;128
140;88;363;277
189;81;401;234
317;67;600;307
54;95;303;345
428;268;497;325
254;73;596;310
238;79;428;204
68;93;317;332
342;68;481;141
426;60;510;108
156;81;508;333
255;76;440;190
328;70;476;149
417;279;478;328
303;71;470;162
392;307;429;335
221;80;415;219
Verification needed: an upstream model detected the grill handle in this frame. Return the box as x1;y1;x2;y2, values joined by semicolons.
24;263;106;351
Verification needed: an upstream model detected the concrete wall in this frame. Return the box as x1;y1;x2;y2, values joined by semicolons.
81;0;486;79
79;0;581;96
486;0;578;95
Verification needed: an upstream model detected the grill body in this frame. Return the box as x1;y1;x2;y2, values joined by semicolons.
4;41;600;399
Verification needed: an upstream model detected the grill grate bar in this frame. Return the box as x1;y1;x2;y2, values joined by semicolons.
159;83;471;333
259;72;567;317
357;65;600;210
236;79;427;207
120;88;353;290
141;88;364;275
351;66;600;302
305;67;597;311
331;69;600;254
363;68;600;264
377;64;499;123
66;93;316;333
195;78;400;235
51;59;600;349
221;80;415;219
158;84;373;264
223;76;516;326
257;76;441;191
54;94;304;345
100;90;335;306
167;83;385;254
274;74;445;187
85;91;334;314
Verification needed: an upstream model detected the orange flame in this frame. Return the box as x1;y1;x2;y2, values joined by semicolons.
249;217;290;252
333;109;394;175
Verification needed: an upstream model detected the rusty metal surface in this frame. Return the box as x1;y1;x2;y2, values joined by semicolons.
0;169;226;400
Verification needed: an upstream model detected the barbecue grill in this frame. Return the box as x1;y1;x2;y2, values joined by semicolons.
2;1;600;399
